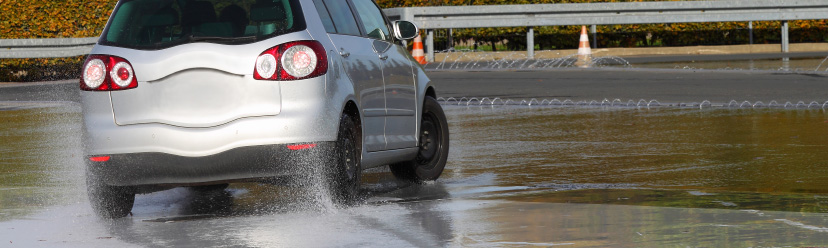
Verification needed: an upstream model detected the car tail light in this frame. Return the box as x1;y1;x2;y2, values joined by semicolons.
80;55;138;91
254;40;327;81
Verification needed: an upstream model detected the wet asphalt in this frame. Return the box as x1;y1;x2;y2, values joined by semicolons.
4;67;828;104
429;69;828;104
3;67;828;247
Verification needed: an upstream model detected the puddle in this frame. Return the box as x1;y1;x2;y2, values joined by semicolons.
424;50;828;74
0;103;84;221
444;107;828;194
3;92;828;246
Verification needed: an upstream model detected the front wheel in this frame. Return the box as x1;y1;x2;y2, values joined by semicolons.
390;96;449;182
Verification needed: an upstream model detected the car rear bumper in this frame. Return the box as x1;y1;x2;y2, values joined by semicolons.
80;71;341;158
87;142;336;189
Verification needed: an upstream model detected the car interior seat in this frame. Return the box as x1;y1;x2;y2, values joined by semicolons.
139;6;180;44
219;4;249;37
183;1;232;37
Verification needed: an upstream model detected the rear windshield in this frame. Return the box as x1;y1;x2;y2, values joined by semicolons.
101;0;306;49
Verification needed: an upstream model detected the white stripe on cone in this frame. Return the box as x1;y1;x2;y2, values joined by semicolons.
577;26;591;56
576;25;592;68
412;35;426;64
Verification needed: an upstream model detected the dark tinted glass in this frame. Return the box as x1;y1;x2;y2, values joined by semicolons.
351;0;390;41
102;0;305;49
321;0;361;36
312;0;336;33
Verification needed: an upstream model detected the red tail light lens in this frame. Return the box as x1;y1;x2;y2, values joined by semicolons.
254;40;327;81
80;55;138;91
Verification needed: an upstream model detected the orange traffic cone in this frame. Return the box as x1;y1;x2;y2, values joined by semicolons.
575;26;592;68
412;34;427;65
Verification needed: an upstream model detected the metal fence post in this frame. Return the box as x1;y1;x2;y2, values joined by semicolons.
426;29;434;62
749;21;754;45
527;27;534;59
448;28;454;51
781;21;789;53
591;25;597;48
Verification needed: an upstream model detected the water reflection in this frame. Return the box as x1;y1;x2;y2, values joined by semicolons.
471;200;828;247
424;50;828;73
446;107;828;195
4;101;828;246
0;103;83;221
100;182;454;247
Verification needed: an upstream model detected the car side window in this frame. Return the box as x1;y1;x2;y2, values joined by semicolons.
312;0;336;33
351;0;391;41
320;0;361;36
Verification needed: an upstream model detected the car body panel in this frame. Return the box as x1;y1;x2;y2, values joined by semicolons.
89;143;335;187
82;0;435;187
91;31;313;128
326;33;387;152
82;74;336;157
111;71;281;128
379;41;418;150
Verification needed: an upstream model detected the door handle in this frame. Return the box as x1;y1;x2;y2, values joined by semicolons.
339;48;350;58
379;54;388;60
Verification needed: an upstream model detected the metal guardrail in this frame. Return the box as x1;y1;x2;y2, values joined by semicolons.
0;37;97;59
3;0;827;59
384;0;828;28
386;0;828;61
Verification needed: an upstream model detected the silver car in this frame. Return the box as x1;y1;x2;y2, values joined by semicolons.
80;0;448;218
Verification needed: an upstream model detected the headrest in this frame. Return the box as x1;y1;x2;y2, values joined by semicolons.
183;1;217;26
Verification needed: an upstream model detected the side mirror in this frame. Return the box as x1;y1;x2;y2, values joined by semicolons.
393;21;419;40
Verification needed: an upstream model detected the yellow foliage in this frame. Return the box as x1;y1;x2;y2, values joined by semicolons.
0;0;117;39
0;0;117;76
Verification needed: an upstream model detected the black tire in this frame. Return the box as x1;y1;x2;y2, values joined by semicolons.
87;173;135;218
390;96;449;182
327;113;362;205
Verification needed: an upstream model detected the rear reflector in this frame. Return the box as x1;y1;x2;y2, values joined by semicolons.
89;156;111;162
287;144;317;150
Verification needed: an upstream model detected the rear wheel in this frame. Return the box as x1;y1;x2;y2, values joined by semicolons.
190;183;229;193
327;113;362;205
87;172;135;218
390;96;449;182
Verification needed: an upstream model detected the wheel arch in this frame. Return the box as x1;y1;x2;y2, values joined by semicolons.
341;100;362;151
425;86;437;100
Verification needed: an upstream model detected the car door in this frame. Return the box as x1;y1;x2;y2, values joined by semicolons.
316;0;387;152
350;0;418;150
